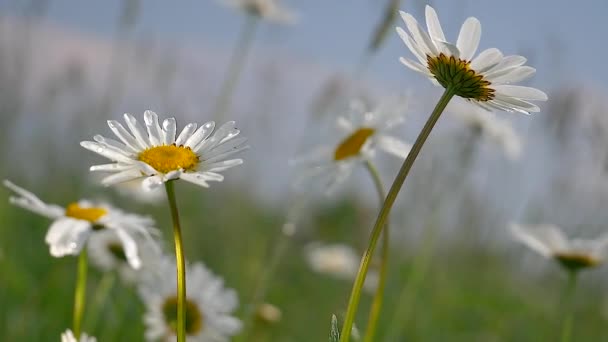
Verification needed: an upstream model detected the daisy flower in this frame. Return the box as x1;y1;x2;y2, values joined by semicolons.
397;5;547;114
60;329;96;342
81;110;248;190
305;243;379;293
88;229;161;284
220;0;295;23
511;223;608;272
4;180;155;267
293;100;411;193
138;256;242;341
450;100;522;160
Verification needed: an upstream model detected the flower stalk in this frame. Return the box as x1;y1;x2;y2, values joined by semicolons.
73;249;88;338
560;271;578;342
165;181;187;342
339;88;455;342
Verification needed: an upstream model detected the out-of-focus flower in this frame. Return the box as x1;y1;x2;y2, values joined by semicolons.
397;5;547;114
220;0;296;23
292;99;411;193
60;329;96;342
450;100;522;160
81;111;248;190
305;243;378;293
511;223;608;272
138;256;242;341
4;180;155;268
255;303;282;324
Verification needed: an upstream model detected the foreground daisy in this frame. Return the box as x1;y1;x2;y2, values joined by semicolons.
510;223;608;272
293;100;411;193
397;5;547;114
220;0;295;23
449;100;522;160
4;180;155;265
138;256;242;341
61;330;96;342
81;111;248;190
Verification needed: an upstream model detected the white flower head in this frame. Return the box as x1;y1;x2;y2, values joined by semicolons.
221;0;296;23
292;99;411;194
61;329;96;342
4;180;156;268
305;243;378;293
138;256;242;341
397;5;547;114
81;111;248;191
450;100;522;160
511;223;608;272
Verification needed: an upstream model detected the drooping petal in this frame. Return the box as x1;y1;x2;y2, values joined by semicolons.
510;223;569;257
494;85;548;101
46;218;92;257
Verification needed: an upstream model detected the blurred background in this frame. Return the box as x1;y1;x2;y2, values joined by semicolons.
2;0;608;341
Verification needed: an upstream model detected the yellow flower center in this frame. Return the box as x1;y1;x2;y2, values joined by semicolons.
65;203;107;222
162;296;204;335
554;252;600;272
138;144;199;174
427;53;495;101
334;128;376;161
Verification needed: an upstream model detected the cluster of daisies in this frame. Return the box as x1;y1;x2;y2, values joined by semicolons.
6;2;608;341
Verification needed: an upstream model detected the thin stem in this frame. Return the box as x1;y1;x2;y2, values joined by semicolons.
339;88;455;342
73;249;88;338
362;160;388;342
165;181;187;342
213;14;259;123
560;271;578;342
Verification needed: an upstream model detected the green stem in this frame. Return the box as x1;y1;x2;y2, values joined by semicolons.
339;88;455;342
73;250;88;338
362;160;388;342
560;271;578;342
165;181;187;342
213;15;259;123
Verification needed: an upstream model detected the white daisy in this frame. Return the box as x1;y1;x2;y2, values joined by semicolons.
60;329;96;342
292;99;411;193
220;0;296;23
138;256;242;341
88;229;161;284
449;100;522;160
4;180;155;267
304;243;379;293
80;111;248;190
397;5;547;114
511;223;608;272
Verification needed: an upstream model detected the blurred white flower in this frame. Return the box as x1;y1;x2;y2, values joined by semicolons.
61;329;96;342
511;223;608;272
138;256;242;341
88;229;161;284
81;111;248;190
220;0;296;23
397;5;547;113
255;303;282;324
450;101;522;160
4;180;156;268
305;243;378;293
292;99;411;193
115;178;166;205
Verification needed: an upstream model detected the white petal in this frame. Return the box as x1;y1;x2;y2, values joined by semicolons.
175;123;197;146
46;218;91;257
336;116;355;133
435;40;460;58
80;141;134;164
490;66;536;84
90;163;132;172
399;57;431;75
400;11;438;56
93;135;133;156
396;27;427;65
456;17;481;61
510;223;568;257
4;180;64;219
491;97;540;114
114;228;141;269
425;5;445;41
101;169;142;186
162;118;177;145
107;120;141;152
199;138;248;163
199;159;243;172
143;110;162;146
194;121;238;153
494;85;548;101
185;121;215;149
123;113;149;149
179;172;211;188
142;176;165;190
376;135;412;159
470;48;503;73
484;55;527;76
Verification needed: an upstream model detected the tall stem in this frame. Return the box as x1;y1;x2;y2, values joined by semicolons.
165;181;187;342
213;15;259;123
560;271;578;342
362;160;388;342
73;249;88;338
339;88;455;342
